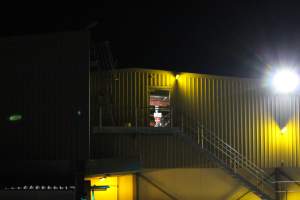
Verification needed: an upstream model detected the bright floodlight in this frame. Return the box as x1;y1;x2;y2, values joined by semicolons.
272;69;299;93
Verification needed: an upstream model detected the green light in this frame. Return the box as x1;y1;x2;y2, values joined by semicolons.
8;114;22;122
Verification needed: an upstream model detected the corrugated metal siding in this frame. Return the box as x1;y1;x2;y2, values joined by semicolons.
91;69;176;127
91;133;213;168
91;69;213;168
91;69;300;168
178;73;300;168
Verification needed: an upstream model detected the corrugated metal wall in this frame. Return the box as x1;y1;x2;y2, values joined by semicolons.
91;69;300;168
177;72;300;168
91;69;176;127
92;133;213;168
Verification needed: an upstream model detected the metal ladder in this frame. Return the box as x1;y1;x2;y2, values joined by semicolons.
179;124;276;200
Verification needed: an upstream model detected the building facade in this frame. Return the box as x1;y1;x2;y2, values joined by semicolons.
89;68;300;200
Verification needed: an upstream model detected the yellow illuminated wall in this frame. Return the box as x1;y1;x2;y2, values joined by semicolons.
86;176;118;200
92;69;300;168
226;187;261;200
118;175;135;200
175;72;300;168
138;168;263;200
280;119;300;167
285;185;300;200
85;175;134;200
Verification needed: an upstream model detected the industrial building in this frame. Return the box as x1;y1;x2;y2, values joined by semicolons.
89;68;300;200
1;31;300;200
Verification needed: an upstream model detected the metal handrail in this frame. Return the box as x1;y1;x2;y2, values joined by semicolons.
202;133;271;179
202;137;263;179
202;130;275;184
199;125;265;170
176;114;269;179
188;124;275;183
182;123;275;195
202;135;274;189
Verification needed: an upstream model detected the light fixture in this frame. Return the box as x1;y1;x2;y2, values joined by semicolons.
99;176;106;181
175;74;180;80
272;69;299;94
281;126;288;134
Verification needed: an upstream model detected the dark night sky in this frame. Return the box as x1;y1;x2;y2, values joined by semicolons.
2;2;300;78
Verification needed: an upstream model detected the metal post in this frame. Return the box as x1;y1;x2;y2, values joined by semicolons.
99;106;102;128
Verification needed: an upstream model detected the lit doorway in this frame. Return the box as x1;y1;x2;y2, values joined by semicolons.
85;175;134;200
149;90;171;127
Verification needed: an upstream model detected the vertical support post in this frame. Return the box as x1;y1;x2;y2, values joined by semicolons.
99;106;102;128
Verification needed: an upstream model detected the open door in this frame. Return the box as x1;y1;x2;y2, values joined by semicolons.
149;90;171;127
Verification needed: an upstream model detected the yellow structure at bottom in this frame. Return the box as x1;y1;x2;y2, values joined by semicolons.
85;174;134;200
285;184;300;200
226;186;261;200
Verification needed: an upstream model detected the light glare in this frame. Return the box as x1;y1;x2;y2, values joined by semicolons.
272;69;299;93
281;126;288;134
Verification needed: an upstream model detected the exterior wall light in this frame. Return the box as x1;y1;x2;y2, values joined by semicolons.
281;126;288;134
272;69;299;94
175;74;180;80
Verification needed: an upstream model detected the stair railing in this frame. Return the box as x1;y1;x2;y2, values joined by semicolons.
181;123;276;199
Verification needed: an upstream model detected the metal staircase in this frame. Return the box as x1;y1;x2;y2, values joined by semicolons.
179;124;276;200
